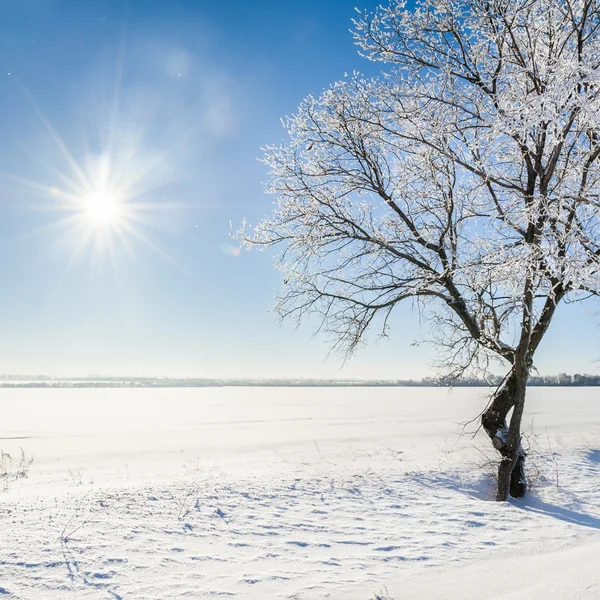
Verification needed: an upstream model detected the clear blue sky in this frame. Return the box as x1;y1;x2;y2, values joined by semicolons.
0;0;597;379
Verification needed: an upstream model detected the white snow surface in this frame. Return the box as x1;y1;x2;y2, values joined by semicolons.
0;386;599;599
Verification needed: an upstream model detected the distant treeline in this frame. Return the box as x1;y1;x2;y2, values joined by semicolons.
441;373;600;387
1;373;600;388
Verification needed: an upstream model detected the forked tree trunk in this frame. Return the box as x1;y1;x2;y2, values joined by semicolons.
482;367;528;501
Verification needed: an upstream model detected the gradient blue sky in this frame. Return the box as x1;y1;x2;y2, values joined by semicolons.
0;0;598;379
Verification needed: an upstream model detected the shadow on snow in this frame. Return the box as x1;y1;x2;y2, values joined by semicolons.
512;496;600;530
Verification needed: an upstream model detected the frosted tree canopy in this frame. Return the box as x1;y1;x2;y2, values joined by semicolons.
243;0;600;379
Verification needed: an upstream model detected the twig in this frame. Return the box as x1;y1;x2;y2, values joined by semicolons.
545;428;560;488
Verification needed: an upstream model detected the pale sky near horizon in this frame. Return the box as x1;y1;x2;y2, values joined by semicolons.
0;0;599;379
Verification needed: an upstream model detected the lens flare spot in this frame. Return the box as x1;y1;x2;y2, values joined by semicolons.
220;243;241;257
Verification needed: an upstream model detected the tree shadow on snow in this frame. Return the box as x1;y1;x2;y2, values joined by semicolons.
406;471;497;502
405;465;600;531
408;470;600;529
513;496;600;530
585;449;600;463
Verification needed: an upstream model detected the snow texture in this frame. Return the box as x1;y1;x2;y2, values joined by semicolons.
0;386;599;599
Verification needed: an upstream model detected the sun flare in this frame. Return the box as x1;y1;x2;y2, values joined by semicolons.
9;86;186;276
84;190;121;225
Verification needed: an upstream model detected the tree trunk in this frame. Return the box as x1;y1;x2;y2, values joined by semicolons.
509;450;526;498
496;443;526;501
482;368;528;501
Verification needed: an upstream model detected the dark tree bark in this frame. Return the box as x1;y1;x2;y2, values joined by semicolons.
482;286;563;500
509;452;527;499
482;368;528;500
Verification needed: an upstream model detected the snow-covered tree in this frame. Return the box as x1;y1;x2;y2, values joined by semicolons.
241;0;600;500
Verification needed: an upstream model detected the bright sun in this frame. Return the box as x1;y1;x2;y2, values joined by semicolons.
84;190;121;225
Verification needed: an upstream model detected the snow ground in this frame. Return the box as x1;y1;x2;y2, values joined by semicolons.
0;386;599;599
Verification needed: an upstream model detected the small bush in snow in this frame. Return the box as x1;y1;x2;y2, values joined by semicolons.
0;448;33;491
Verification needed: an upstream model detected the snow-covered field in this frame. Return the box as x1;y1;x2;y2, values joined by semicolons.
0;386;599;599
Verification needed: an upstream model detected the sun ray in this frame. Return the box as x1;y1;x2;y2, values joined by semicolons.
14;78;92;193
6;214;86;246
44;227;98;308
118;220;192;277
106;29;128;159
